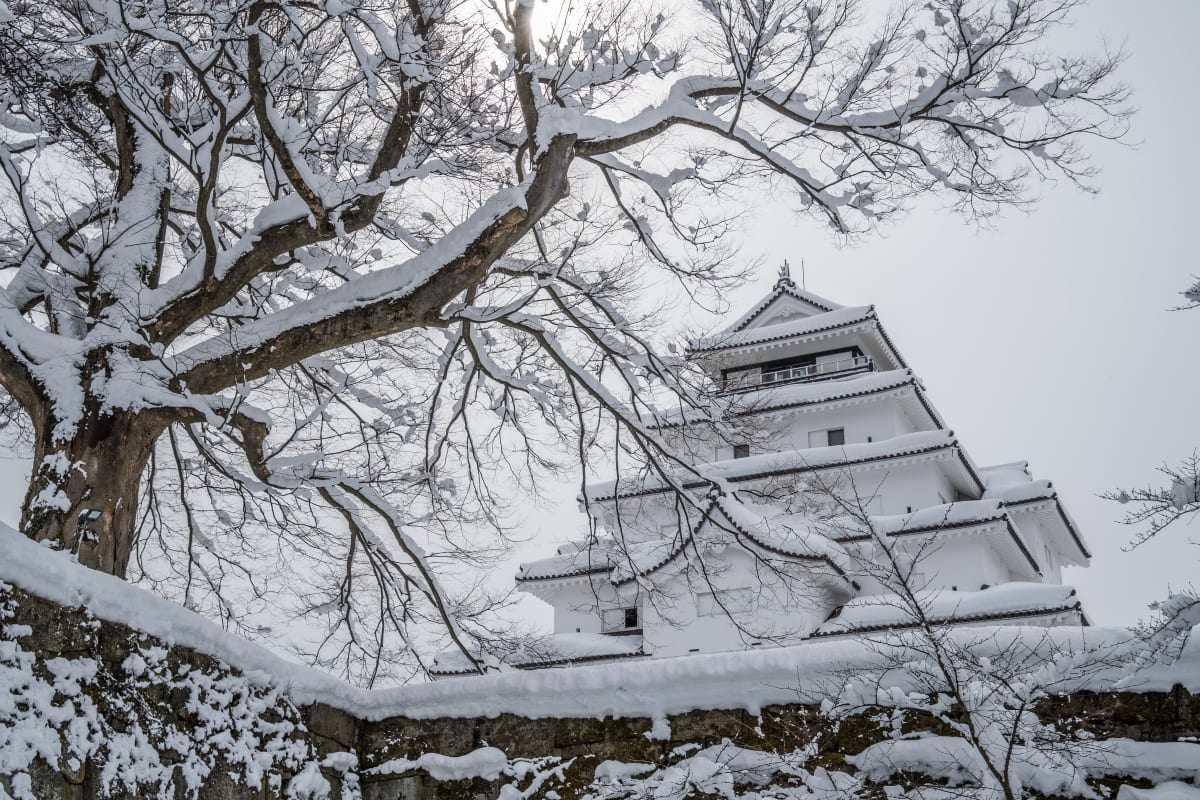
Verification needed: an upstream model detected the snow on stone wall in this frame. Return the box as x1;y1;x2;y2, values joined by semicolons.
3;526;1200;799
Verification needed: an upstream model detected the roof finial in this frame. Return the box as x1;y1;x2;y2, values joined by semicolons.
777;260;795;287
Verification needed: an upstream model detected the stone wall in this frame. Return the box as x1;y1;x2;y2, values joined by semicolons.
3;585;1198;800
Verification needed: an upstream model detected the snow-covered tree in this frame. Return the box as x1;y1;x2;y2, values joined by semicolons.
1104;276;1200;550
810;474;1200;800
0;0;1127;678
1105;452;1200;550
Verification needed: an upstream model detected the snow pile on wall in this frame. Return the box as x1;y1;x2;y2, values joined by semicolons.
2;523;1199;723
4;522;1200;799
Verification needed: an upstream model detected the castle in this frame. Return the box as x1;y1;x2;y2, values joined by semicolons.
432;274;1091;675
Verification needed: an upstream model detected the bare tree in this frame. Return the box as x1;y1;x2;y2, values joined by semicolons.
0;0;1127;678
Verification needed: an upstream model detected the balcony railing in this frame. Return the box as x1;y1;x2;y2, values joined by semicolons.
722;355;874;393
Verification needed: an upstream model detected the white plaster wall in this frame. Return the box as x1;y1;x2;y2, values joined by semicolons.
539;548;846;656
640;549;845;657
545;578;643;635
841;530;1014;596
593;458;966;543
1007;510;1065;583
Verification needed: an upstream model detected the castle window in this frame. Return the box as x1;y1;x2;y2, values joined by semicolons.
808;428;845;447
602;606;641;633
733;444;750;459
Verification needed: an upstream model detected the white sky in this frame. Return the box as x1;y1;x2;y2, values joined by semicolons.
0;0;1194;633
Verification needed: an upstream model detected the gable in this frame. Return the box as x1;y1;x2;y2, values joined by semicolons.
726;284;843;334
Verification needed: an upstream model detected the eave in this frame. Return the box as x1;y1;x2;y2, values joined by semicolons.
808;601;1086;639
589;436;986;503
834;512;1041;577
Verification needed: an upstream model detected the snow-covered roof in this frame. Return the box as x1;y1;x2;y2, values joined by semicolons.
429;633;646;676
864;499;1009;536
587;429;978;502
517;496;854;589
979;461;1091;560
515;539;619;582
834;499;1041;576
722;279;843;334
690;305;876;354
980;461;1054;503
811;583;1084;638
648;369;930;429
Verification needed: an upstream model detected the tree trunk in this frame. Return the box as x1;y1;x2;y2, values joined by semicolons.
20;407;165;578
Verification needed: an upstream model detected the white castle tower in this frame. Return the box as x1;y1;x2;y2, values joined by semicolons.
432;273;1092;675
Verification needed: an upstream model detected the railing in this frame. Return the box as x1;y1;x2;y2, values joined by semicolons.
723;355;874;393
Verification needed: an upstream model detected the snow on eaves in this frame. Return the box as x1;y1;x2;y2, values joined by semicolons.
2;523;1198;721
519;499;853;588
722;282;844;334
647;369;921;429
689;305;875;354
812;583;1083;638
429;633;645;676
516;539;619;582
861;500;1007;538
980;461;1055;503
587;429;964;501
980;461;1092;560
708;495;854;577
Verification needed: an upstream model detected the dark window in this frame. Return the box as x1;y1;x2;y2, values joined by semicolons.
733;443;750;459
624;607;639;629
827;428;845;446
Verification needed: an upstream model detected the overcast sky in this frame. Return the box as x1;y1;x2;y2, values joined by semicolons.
503;0;1200;629
0;0;1194;632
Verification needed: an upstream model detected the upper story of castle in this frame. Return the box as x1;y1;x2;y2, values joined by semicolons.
687;267;905;395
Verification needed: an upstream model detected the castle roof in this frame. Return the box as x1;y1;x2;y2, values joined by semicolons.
516;494;855;589
586;429;981;502
429;632;647;676
979;461;1091;561
811;583;1085;638
722;274;843;333
690;305;877;354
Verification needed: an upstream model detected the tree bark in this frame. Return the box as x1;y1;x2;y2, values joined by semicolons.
20;407;167;578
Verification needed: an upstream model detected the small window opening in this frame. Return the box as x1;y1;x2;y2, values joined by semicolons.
906;506;913;514
807;428;847;448
603;606;642;632
733;443;750;459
